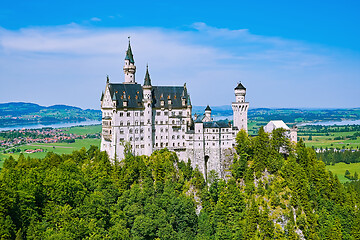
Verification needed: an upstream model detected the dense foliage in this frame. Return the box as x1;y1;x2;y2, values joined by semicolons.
318;150;360;165
1;128;360;239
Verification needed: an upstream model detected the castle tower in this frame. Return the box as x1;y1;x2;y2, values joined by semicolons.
204;105;212;122
123;38;136;84
232;82;249;132
143;65;153;155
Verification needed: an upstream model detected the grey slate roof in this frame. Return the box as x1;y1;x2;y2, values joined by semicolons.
125;42;135;64
144;66;151;86
107;83;190;109
108;83;143;109
203;120;231;128
235;82;246;90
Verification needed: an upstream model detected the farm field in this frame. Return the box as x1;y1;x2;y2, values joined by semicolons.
0;124;102;168
63;124;101;135
325;162;360;183
0;138;100;167
301;131;360;149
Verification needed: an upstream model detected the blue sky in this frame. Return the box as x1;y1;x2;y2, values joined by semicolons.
0;0;359;109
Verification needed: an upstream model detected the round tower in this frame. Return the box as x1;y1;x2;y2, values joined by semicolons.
123;38;136;84
232;82;249;132
143;65;153;155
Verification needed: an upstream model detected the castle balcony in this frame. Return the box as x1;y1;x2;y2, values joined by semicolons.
102;129;112;141
102;117;112;127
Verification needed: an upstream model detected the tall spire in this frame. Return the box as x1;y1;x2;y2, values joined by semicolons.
144;64;152;86
125;37;135;64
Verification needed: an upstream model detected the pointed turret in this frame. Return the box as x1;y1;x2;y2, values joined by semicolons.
123;37;136;84
143;65;152;86
235;82;246;90
112;92;117;101
125;38;135;64
106;75;109;84
100;91;104;101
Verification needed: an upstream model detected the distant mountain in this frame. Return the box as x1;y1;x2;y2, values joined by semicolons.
0;102;101;127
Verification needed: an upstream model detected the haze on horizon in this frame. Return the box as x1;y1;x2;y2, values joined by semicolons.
0;0;359;110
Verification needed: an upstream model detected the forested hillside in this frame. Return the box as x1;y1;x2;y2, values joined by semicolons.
0;102;100;127
0;129;360;239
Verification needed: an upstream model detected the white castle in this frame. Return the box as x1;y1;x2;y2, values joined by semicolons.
100;41;248;178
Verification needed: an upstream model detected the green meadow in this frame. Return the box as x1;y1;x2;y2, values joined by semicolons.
326;162;360;183
0;125;101;168
302;131;360;149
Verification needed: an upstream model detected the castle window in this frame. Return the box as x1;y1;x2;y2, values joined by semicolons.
160;121;163;124
173;143;175;146
172;136;175;139
141;121;144;125
135;129;139;134
127;112;131;117
140;112;144;116
141;137;144;140
120;112;123;117
135;121;139;125
177;135;180;139
165;128;168;132
127;121;130;126
160;128;163;132
135;112;138;116
157;112;160;116
129;129;133;134
130;137;133;141
140;128;144;133
164;112;168;116
120;129;124;134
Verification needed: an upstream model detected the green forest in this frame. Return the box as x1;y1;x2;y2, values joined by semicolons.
1;129;360;239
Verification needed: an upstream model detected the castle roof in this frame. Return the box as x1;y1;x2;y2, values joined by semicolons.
203;120;230;128
205;105;211;111
107;83;190;109
267;120;290;130
235;82;246;90
125;41;135;64
143;65;151;86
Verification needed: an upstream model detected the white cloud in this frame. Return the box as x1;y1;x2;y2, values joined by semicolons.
0;23;359;109
90;17;101;22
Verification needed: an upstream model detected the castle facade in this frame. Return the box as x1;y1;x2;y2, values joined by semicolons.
100;41;249;178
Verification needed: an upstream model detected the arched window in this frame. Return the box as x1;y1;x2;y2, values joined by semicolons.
120;121;123;126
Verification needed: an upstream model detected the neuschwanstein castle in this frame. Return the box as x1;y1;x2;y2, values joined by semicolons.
101;41;248;178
